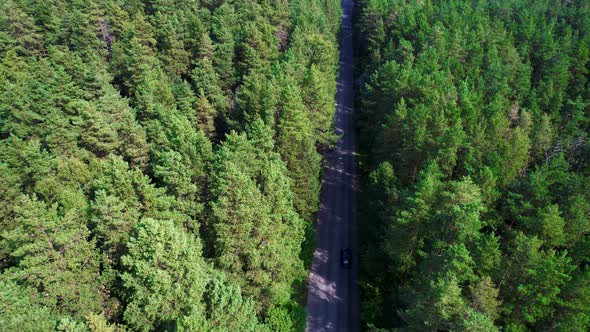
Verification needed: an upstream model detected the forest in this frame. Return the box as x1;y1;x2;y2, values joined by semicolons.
356;0;590;331
3;0;590;331
0;0;341;330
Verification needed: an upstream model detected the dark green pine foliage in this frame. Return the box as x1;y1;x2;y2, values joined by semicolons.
191;33;229;120
121;218;209;331
1;195;105;318
211;3;238;93
275;71;322;221
0;0;341;329
0;280;59;331
121;218;264;331
357;0;590;330
209;121;305;314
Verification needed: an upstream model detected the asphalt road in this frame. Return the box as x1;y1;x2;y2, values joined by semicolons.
306;0;359;330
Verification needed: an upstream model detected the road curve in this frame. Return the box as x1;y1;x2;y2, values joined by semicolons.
306;0;359;330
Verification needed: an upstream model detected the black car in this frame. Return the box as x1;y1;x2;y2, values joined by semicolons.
340;248;352;268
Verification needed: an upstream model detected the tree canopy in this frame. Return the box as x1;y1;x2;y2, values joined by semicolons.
356;0;590;330
0;0;341;330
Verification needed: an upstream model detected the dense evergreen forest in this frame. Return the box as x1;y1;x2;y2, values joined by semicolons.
0;0;341;330
356;0;590;331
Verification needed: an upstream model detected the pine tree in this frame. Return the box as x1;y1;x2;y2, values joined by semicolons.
110;14;157;97
151;111;212;222
233;71;277;129
210;127;304;312
0;280;58;331
501;233;574;327
195;90;217;139
192;33;228;118
153;13;189;77
211;3;238;92
0;1;44;55
121;218;209;331
1;195;104;317
237;19;279;75
276;77;321;221
179;271;267;331
301;64;337;147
